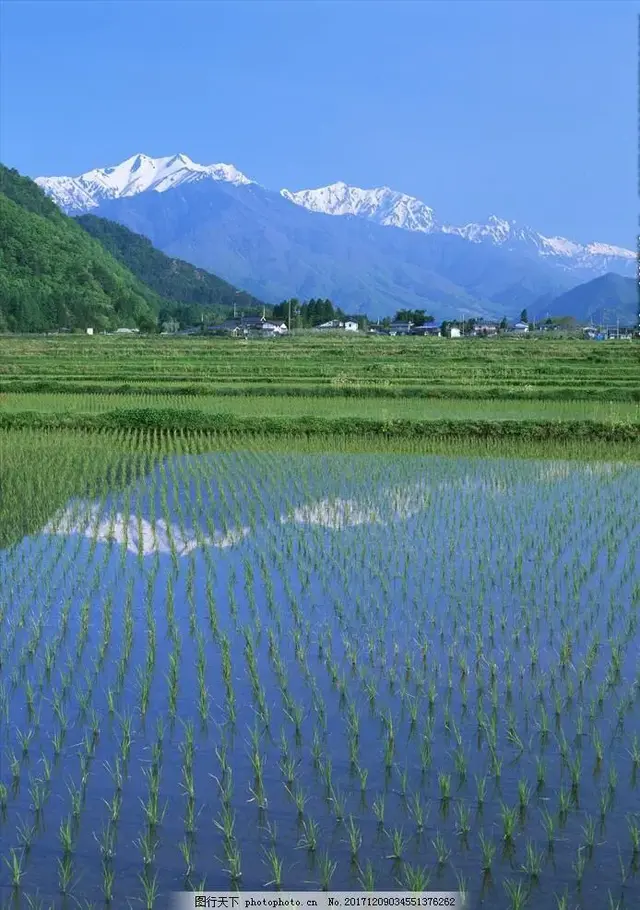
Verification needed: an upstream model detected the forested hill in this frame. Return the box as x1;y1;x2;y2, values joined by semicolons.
0;164;165;332
77;215;265;321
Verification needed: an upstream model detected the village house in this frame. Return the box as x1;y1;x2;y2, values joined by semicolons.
512;321;530;333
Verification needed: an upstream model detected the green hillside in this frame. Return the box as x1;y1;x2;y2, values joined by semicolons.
547;272;637;326
0;164;165;333
77;214;265;322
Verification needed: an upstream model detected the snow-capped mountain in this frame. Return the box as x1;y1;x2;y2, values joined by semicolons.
35;153;252;214
34;153;634;318
37;153;633;278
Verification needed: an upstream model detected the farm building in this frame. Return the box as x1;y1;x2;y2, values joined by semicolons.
317;320;358;331
410;324;441;336
446;326;461;338
205;315;288;337
512;322;530;333
388;321;413;335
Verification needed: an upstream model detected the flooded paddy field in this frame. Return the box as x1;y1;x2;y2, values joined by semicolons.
1;446;639;909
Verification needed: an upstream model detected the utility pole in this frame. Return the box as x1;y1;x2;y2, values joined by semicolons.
288;299;292;332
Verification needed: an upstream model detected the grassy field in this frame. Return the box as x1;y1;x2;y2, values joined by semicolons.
3;391;640;422
0;334;638;459
1;334;639;399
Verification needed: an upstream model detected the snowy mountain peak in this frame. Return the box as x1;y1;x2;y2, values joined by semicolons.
35;153;253;213
281;182;439;233
283;182;633;275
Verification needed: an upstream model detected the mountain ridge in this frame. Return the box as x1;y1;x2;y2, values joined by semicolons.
33;153;634;321
37;153;634;280
91;177;576;320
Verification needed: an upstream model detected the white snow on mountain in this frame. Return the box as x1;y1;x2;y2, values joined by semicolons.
281;182;439;233
35;153;633;274
35;153;252;213
282;185;633;273
442;215;635;271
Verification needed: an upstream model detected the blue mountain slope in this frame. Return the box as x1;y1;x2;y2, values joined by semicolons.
542;273;637;325
94;180;579;320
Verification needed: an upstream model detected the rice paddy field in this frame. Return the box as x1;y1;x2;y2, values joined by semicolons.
1;334;639;910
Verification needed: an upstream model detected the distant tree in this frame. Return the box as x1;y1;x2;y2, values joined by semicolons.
441;320;449;336
520;308;528;324
499;317;508;332
392;308;434;326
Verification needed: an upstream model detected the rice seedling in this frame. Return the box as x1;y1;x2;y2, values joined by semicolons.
298;818;319;852
438;771;451;802
521;840;545;879
317;850;337;890
573;847;587;887
432;832;451;865
386;827;408;861
57;854;75;895
475;773;488;806
582;815;597;854
504;878;530;909
214;806;236;842
400;863;432;890
94;823;117;864
479;832;496;871
3;847;26;887
58;814;75;855
357;860;376;890
102;860;116;903
501;803;519;843
263;845;284;889
518;779;532;814
138;870;160;910
345;814;363;858
558;787;572;820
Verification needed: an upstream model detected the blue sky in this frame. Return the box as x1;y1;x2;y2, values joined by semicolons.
0;0;636;246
